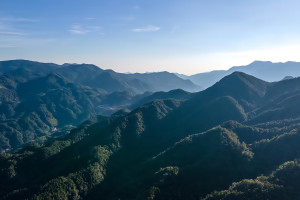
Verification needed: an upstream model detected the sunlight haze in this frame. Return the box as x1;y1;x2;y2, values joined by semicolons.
1;0;300;74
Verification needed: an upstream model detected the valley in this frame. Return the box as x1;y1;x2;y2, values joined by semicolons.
1;61;300;199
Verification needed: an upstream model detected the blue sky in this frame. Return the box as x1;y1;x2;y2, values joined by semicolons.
1;0;300;74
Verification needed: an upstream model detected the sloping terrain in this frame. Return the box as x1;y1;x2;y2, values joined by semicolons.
0;73;102;151
0;60;201;151
1;72;300;199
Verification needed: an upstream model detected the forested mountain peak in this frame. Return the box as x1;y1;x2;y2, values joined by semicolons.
1;63;300;199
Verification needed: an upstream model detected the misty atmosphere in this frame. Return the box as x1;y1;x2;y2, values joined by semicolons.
1;1;300;200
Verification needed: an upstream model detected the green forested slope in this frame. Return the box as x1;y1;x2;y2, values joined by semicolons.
1;72;300;199
0;74;102;151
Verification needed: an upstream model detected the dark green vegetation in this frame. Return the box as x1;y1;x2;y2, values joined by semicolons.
0;73;101;152
0;60;199;151
203;160;300;200
1;71;300;199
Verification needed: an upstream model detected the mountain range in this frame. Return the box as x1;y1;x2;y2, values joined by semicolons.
1;68;300;199
0;60;200;93
177;61;300;89
1;59;300;151
0;60;200;151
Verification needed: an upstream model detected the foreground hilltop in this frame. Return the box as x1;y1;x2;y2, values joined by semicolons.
1;72;300;199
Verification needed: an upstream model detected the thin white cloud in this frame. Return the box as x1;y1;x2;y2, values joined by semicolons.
131;25;160;32
1;17;39;22
69;25;103;35
69;25;90;35
0;16;28;36
70;29;89;35
0;35;56;49
0;31;26;36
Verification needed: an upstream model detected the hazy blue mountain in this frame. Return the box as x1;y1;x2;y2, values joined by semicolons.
174;73;189;80
281;75;294;81
126;71;202;92
183;61;300;89
0;60;59;82
0;60;200;94
0;60;150;94
57;64;151;94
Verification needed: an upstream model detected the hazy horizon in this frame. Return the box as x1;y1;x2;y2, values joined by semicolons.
2;59;297;76
1;0;300;74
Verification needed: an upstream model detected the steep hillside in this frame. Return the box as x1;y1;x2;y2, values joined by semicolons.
197;72;268;108
1;72;300;199
132;127;253;200
0;60;204;151
130;89;191;109
0;73;102;152
203;160;300;200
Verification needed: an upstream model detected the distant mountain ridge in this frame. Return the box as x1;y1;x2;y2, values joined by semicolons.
178;61;300;89
0;60;201;93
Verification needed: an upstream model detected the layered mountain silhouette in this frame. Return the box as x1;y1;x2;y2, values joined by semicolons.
0;60;201;151
0;60;200;93
179;61;300;89
1;71;300;199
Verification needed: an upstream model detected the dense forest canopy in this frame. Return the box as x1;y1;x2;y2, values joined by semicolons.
1;68;300;199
